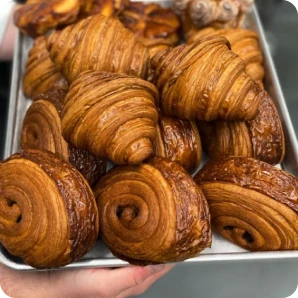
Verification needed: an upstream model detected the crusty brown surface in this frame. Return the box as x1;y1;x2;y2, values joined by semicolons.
23;37;68;100
0;150;99;268
94;157;211;264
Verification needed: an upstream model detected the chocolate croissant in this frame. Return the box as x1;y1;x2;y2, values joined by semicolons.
187;27;264;86
195;157;298;251
62;71;159;165
0;150;99;268
47;14;150;83
152;36;263;121
119;2;181;57
23;37;68;100
94;157;211;264
198;93;285;165
21;90;106;186
14;0;80;37
154;114;202;173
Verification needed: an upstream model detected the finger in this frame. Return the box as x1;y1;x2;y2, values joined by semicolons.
116;264;175;298
46;265;166;298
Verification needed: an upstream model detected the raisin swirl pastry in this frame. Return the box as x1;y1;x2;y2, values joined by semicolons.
187;27;264;87
14;0;80;37
119;2;181;57
62;71;159;165
0;150;99;268
154;114;202;173
23;37;68;100
152;36;264;121
195;157;298;251
94;157;211;264
47;14;150;83
21;90;106;186
198;93;285;165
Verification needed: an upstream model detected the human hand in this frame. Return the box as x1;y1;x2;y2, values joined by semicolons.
0;263;174;298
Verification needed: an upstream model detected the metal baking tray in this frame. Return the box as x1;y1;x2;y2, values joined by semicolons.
2;1;298;271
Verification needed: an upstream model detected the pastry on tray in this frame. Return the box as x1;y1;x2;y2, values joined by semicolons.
94;157;211;265
0;150;99;268
195;157;298;251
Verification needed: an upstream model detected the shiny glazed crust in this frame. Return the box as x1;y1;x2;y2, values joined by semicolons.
154;114;202;173
151;36;263;121
23;37;68;100
47;14;150;82
14;0;80;37
62;71;159;165
94;157;211;264
195;157;298;251
0;150;99;268
198;93;285;165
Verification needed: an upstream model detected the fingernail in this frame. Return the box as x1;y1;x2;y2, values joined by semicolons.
148;264;165;274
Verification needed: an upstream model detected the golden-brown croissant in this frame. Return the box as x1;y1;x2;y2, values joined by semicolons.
198;93;285;165
187;27;264;86
152;36;264;121
23;37;68;100
173;0;253;33
47;14;150;83
62;71;159;165
195;157;298;251
21;90;106;186
0;150;99;268
119;2;181;56
154;114;202;173
94;157;211;264
14;0;80;37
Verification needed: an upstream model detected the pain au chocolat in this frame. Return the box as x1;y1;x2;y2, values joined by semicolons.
152;36;264;122
23;37;68;100
195;157;298;251
198;93;285;165
154;114;202;173
0;150;99;268
47;14;150;83
21;90;106;186
61;71;159;165
94;157;211;264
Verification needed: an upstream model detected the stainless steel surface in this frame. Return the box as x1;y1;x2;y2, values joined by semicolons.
2;2;298;271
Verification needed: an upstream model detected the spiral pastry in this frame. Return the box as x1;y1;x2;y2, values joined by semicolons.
198;93;285;165
152;36;263;121
61;71;158;165
195;157;298;251
21;90;106;186
47;14;150;83
0;150;99;268
94;157;211;264
23;37;68;100
14;0;80;37
187;27;265;86
154;114;202;173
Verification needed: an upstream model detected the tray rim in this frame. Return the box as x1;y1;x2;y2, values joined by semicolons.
2;4;298;271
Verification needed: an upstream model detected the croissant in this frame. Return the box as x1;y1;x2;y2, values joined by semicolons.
14;0;80;37
94;157;211;264
119;2;181;57
198;93;285;165
0;150;99;268
23;37;68;100
47;14;150;83
152;36;263;121
61;71;159;165
173;0;253;33
187;27;264;86
195;157;298;251
21;90;106;186
154;114;202;173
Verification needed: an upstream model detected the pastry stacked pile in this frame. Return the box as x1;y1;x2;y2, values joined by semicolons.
0;0;296;269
